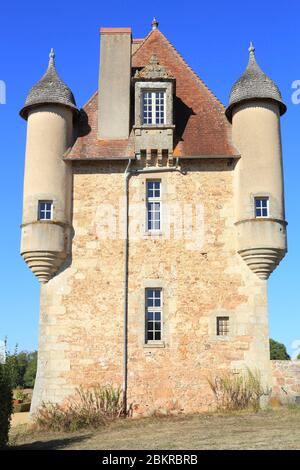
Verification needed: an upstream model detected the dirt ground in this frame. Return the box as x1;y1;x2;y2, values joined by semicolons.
8;408;300;450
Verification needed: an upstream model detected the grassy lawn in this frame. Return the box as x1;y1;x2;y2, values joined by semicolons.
8;408;300;450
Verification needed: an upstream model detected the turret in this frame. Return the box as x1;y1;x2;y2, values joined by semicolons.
226;43;287;280
20;49;77;283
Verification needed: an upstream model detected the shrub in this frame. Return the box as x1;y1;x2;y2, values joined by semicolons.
207;368;266;412
0;361;13;447
34;384;124;432
270;338;290;360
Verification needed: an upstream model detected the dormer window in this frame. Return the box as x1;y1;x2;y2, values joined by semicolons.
133;55;175;159
142;90;166;125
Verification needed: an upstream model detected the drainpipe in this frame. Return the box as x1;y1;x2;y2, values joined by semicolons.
123;158;132;415
122;157;183;415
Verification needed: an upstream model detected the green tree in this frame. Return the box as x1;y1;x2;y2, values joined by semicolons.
297;353;300;360
5;348;37;388
24;352;37;388
270;338;290;360
0;344;13;447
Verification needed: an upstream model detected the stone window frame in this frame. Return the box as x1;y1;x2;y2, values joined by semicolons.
134;81;173;128
145;288;163;344
209;310;236;342
133;173;170;238
140;279;168;349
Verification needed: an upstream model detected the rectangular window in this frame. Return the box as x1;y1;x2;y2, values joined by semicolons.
142;90;165;125
38;201;53;220
217;316;229;336
147;180;161;231
255;197;269;218
146;288;162;342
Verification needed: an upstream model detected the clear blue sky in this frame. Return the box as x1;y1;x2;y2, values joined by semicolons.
0;0;299;355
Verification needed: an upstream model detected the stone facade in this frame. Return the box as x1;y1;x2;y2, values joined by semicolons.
271;361;300;403
31;158;271;415
21;24;289;416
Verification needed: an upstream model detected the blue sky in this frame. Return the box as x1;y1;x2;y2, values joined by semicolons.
0;0;299;355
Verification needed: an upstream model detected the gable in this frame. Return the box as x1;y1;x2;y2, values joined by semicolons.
66;29;238;160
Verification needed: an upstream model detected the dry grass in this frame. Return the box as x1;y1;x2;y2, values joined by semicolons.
8;407;300;450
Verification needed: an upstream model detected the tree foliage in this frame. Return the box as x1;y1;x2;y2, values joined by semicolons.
0;348;13;447
270;338;290;360
5;348;37;388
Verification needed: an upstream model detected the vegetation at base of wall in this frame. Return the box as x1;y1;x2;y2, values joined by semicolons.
0;356;13;447
207;368;266;412
33;385;126;432
270;338;290;360
5;347;37;389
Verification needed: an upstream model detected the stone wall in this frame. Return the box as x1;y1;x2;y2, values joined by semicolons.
31;158;272;416
271;360;300;403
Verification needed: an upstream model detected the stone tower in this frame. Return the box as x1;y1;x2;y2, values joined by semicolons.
20;49;77;283
226;43;287;279
20;25;287;415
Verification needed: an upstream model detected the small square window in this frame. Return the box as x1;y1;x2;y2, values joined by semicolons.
217;316;229;336
38;201;53;221
255;197;269;218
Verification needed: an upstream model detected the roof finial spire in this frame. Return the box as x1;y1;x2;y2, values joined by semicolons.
49;48;55;60
151;17;159;30
248;41;255;55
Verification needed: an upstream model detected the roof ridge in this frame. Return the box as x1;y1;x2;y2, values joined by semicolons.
144;30;226;110
131;29;155;58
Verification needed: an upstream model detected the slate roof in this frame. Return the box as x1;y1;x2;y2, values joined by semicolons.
225;43;286;122
20;49;77;120
67;28;239;160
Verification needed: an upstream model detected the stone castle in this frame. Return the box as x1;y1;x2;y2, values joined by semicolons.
20;20;288;414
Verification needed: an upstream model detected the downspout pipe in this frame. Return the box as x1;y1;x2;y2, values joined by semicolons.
122;157;183;415
123;158;132;415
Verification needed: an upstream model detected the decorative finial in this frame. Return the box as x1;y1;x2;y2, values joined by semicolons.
49;48;55;60
151;17;159;30
248;42;255;54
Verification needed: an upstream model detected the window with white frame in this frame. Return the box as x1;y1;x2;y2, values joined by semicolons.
142;90;166;125
255;197;269;218
147;180;161;231
146;288;162;342
38;201;53;220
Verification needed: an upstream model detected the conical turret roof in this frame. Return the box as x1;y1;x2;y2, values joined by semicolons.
225;43;286;122
20;49;77;119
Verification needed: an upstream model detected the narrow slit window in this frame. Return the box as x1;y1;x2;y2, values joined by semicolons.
217;316;229;336
147;180;161;231
255;197;269;218
38;201;53;221
146;288;162;342
142;91;166;125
